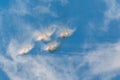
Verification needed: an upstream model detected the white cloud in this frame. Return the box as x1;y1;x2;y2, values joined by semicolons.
0;50;80;80
105;0;120;20
0;15;2;31
33;5;57;17
0;55;59;80
8;0;58;17
60;0;69;6
1;37;120;80
104;0;120;28
83;41;120;80
9;0;30;15
2;0;120;80
42;0;69;6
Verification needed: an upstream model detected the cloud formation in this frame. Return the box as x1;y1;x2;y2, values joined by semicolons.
1;40;120;80
9;0;30;15
1;0;120;80
82;41;120;80
104;0;120;28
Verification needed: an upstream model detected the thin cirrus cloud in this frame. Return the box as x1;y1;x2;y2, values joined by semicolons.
2;39;120;80
0;55;59;80
8;0;30;15
104;0;120;28
82;41;120;80
105;0;120;20
8;0;67;16
33;5;57;17
1;0;120;80
2;0;74;54
0;47;79;80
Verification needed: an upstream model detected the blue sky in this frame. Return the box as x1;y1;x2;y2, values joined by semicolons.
0;0;120;80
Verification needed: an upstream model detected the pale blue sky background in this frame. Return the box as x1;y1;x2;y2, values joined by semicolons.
0;0;120;80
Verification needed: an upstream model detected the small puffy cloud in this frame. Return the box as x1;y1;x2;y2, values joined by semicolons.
8;0;58;17
0;51;79;80
35;6;50;14
0;15;2;30
0;55;59;80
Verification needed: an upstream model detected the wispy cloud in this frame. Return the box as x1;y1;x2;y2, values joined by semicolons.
9;0;30;15
2;0;120;80
33;5;58;17
103;0;120;29
0;14;2;31
60;0;69;6
82;41;120;80
0;50;80;80
3;33;120;80
0;55;59;80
